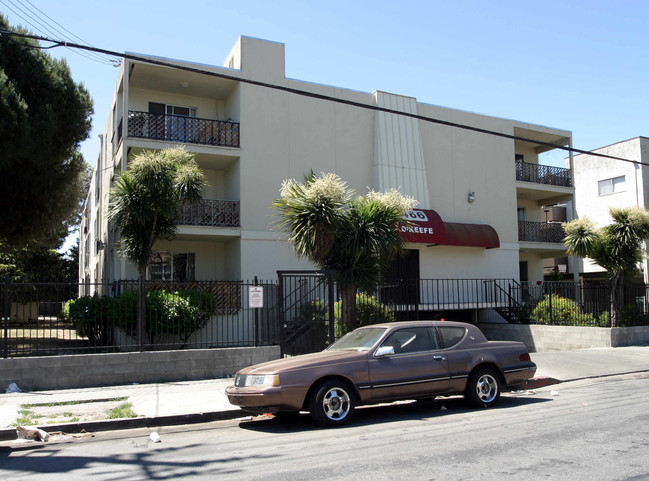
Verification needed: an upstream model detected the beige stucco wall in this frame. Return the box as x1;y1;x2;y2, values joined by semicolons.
129;87;221;121
82;36;573;287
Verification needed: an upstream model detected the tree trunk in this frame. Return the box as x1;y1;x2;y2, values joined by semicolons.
610;274;623;328
137;266;146;351
339;285;358;334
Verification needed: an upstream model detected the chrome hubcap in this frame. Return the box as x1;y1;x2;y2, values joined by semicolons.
476;374;497;403
322;388;350;420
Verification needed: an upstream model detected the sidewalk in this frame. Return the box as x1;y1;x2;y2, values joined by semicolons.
1;346;647;442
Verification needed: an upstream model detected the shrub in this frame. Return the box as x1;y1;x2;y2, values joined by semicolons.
109;291;138;338
334;293;394;337
73;289;217;346
529;294;600;326
147;290;214;343
617;303;649;327
297;294;394;341
63;294;112;343
597;311;611;327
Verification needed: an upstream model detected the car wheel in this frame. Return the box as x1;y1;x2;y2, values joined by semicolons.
465;368;501;407
309;380;355;427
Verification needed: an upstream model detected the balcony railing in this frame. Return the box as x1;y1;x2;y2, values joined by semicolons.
518;221;565;243
179;199;240;228
515;160;572;187
128;111;240;147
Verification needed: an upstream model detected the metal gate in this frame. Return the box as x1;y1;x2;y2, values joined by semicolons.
277;270;335;356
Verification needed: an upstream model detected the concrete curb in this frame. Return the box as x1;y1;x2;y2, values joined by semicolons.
0;409;244;443
519;377;561;390
4;369;648;444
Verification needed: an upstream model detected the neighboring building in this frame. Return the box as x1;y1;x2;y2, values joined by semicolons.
572;136;649;282
79;36;575;321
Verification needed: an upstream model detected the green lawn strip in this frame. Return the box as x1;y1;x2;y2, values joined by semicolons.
11;396;138;427
107;402;138;419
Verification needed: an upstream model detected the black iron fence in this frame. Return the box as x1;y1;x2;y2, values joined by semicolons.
2;278;279;358
493;281;649;327
377;278;521;318
3;277;647;358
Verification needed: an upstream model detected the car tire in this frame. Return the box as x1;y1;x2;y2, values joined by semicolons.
309;380;355;427
465;368;501;407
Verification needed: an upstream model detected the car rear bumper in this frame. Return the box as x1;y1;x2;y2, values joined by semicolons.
503;362;537;386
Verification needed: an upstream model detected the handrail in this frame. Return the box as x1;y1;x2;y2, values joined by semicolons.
515;160;572;187
127;111;240;147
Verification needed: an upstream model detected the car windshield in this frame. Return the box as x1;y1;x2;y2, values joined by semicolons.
327;327;386;351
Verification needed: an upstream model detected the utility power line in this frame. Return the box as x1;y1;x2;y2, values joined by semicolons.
0;27;643;167
0;0;117;65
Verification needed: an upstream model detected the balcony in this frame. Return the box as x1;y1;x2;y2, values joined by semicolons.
515;160;572;187
518;221;565;244
128;111;240;148
179;199;240;228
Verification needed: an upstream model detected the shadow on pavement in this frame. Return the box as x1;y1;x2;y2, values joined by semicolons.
237;395;551;433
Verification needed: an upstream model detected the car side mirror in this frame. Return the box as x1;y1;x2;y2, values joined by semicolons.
375;345;395;357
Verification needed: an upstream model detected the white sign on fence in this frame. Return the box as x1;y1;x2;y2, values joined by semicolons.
249;286;264;308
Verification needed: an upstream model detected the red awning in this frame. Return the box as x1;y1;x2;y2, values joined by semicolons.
400;209;500;249
443;222;500;249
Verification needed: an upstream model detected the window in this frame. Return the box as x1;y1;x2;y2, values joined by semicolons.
437;326;466;348
517;208;527;222
165;105;197;117
149;252;195;281
598;176;625;196
380;327;438;354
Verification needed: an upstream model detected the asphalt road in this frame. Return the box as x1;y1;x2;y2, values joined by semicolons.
2;373;648;481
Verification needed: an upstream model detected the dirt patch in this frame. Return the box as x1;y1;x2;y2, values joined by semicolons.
15;397;139;426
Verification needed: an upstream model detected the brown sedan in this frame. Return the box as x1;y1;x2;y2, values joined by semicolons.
226;321;536;427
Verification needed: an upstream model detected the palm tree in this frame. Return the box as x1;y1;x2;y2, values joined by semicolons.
563;206;649;327
108;147;206;347
272;172;417;331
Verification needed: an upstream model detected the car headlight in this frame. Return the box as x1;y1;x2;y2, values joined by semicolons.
242;374;280;387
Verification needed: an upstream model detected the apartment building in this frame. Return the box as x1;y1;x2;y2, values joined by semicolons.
79;36;575;310
572;136;649;282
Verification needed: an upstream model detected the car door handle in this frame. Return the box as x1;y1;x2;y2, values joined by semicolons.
433;355;446;361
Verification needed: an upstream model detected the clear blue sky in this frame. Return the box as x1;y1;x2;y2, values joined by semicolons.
2;0;648;168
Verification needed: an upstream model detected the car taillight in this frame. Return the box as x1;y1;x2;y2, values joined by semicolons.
519;353;531;362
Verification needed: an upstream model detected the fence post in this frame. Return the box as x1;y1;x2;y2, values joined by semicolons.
414;279;420;321
3;275;9;358
254;276;259;347
549;290;553;325
277;272;285;357
137;274;145;352
327;271;335;344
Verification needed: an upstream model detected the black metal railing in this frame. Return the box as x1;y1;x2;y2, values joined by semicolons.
506;281;649;327
127;111;240;147
179;199;240;227
376;278;522;320
2;279;278;358
518;221;566;243
4;277;647;358
515;160;572;187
